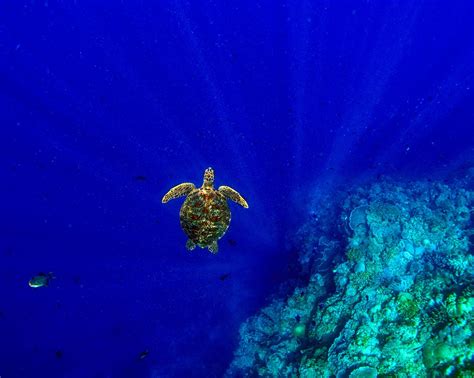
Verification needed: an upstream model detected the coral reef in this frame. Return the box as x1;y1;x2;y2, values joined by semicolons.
227;177;474;377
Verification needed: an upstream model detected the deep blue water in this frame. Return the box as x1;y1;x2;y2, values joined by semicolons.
1;1;473;377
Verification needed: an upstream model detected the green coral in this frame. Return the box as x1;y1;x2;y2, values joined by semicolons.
347;247;365;262
293;324;306;338
422;340;455;369
425;292;474;329
396;292;420;325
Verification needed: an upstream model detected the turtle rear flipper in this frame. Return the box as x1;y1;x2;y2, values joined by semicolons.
186;239;196;251
162;183;195;203
208;241;218;254
218;186;249;208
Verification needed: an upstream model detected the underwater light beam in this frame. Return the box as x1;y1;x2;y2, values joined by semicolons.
377;55;474;168
308;3;420;210
288;0;320;186
170;1;274;244
84;10;208;180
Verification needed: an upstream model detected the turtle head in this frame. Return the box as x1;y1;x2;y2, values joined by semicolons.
203;167;214;188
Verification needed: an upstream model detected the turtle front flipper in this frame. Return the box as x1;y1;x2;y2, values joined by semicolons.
208;241;218;254
162;183;195;203
186;239;196;251
218;186;249;208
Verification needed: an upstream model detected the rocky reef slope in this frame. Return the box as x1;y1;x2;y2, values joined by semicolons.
227;176;474;377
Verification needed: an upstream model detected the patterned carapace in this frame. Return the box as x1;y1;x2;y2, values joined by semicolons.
162;167;248;254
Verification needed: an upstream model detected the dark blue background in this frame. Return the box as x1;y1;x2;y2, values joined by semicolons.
1;1;473;377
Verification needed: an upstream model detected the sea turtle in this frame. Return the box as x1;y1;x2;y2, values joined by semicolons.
162;167;248;253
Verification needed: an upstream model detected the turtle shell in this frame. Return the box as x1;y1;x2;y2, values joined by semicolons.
179;188;231;247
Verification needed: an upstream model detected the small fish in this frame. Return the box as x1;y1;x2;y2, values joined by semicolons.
227;239;237;247
55;350;63;359
135;175;147;181
295;315;301;323
29;272;55;288
219;273;231;281
138;349;149;360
